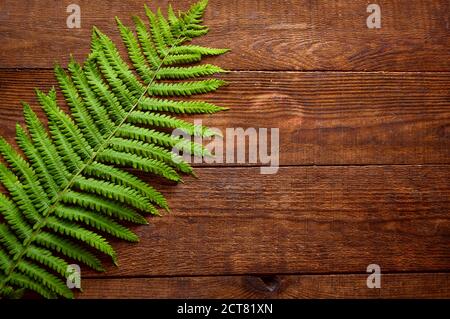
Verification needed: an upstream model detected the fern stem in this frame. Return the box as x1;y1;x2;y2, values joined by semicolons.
0;35;187;294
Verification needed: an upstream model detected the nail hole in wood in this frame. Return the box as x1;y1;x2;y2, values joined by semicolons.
244;275;281;293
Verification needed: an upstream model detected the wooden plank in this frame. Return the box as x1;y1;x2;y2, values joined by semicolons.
0;70;449;165
0;0;449;71
71;166;450;277
77;273;450;298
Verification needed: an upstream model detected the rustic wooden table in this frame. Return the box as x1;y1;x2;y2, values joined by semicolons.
0;0;449;298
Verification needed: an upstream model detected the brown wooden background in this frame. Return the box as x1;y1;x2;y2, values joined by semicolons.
0;0;449;298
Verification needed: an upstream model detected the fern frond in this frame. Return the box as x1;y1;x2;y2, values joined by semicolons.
83;162;168;210
116;17;154;84
132;16;161;69
0;248;12;273
157;8;176;46
94;28;146;97
54;65;103;147
16;260;73;298
108;137;193;174
45;217;116;262
164;53;201;65
61;191;149;224
8;273;56;299
145;5;170;56
38;89;92;160
35;232;104;272
22;104;69;186
72;176;158;214
0;194;32;240
0;224;22;256
15;125;60;198
48;123;84;171
171;45;229;56
0;164;42;224
138;98;227;114
0;138;48;211
54;206;139;242
148;79;226;96
127;111;217;137
90;35;138;110
26;246;69;277
68;59;115;134
97;149;181;182
115;123;210;157
156;64;225;80
0;0;228;298
83;59;127;120
176;0;210;39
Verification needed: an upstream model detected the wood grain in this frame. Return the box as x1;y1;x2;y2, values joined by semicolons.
0;0;449;299
77;273;450;299
69;166;450;277
0;0;449;71
0;70;449;165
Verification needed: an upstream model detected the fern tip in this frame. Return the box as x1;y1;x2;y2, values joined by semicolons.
114;16;123;25
217;79;229;86
96;266;106;273
20;101;30;109
143;3;153;17
68;54;77;64
53;62;63;69
131;15;141;24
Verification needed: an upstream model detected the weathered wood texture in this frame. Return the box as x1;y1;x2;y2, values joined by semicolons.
1;70;449;165
77;273;450;299
0;0;449;299
74;166;450;277
0;0;449;70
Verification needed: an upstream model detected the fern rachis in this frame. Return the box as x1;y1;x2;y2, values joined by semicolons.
0;0;228;298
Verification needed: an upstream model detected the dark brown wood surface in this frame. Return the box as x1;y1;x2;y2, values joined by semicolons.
1;70;449;165
0;0;449;70
77;166;450;277
78;273;450;298
0;0;449;298
1;164;449;276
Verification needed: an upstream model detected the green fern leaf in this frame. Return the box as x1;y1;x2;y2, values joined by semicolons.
0;0;228;298
61;191;150;223
156;64;225;80
35;232;104;272
54;207;139;242
138;98;227;114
